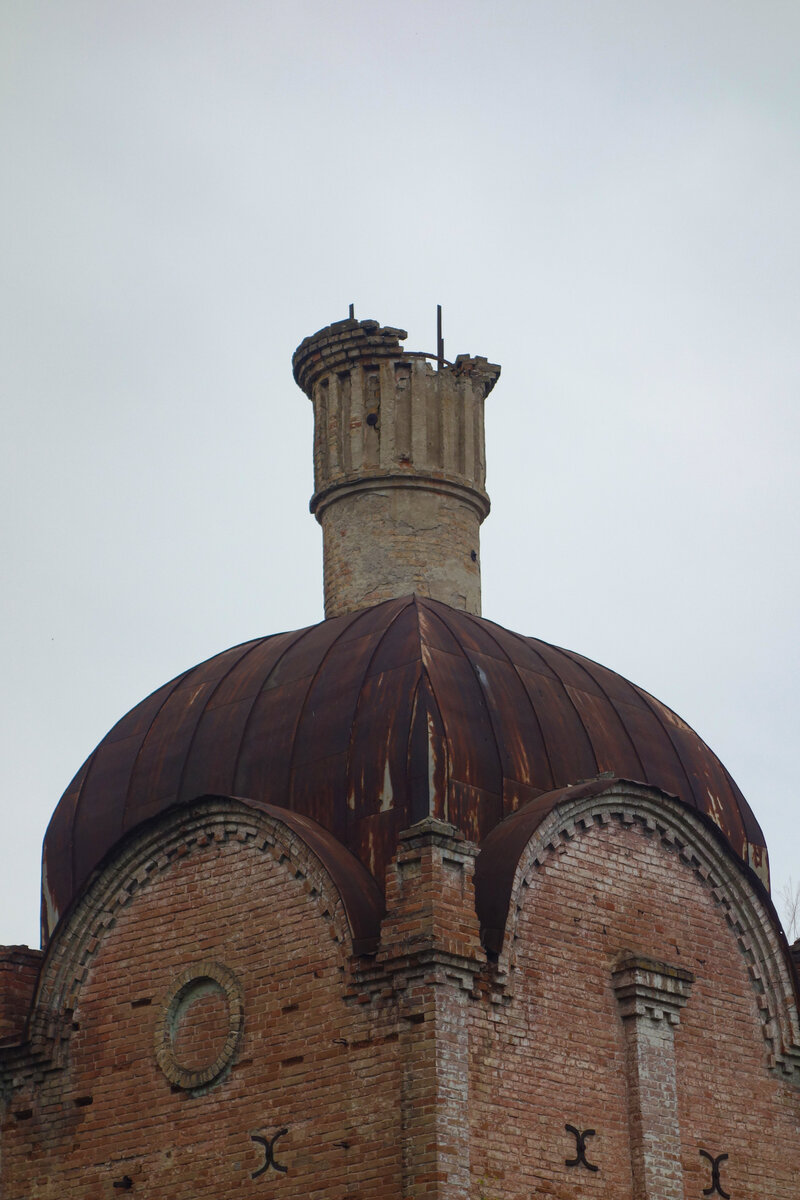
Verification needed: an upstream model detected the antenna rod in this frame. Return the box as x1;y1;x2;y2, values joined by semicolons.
349;303;355;319
437;304;444;370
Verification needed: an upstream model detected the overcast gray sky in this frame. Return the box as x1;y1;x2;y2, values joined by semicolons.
2;1;798;948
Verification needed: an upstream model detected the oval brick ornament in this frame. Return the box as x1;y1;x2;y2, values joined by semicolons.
155;962;243;1090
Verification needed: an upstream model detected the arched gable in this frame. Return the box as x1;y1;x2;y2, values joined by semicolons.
475;778;800;1084
30;795;383;1063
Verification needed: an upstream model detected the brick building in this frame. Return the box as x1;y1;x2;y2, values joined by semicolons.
2;315;799;1198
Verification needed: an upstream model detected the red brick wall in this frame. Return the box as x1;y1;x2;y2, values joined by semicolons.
2;795;800;1198
0;819;402;1198
0;947;42;1040
468;813;800;1198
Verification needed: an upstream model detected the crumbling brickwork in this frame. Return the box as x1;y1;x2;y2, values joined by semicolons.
292;318;500;618
321;486;483;617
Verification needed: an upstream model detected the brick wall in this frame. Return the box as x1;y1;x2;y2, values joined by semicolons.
0;947;42;1041
320;482;483;617
468;808;800;1198
2;790;799;1197
0;808;402;1198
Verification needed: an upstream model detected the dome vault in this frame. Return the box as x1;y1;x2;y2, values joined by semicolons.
42;314;768;944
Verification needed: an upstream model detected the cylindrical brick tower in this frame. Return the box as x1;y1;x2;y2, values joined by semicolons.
292;315;501;618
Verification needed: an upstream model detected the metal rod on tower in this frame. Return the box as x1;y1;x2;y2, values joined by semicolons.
349;303;355;319
437;304;444;370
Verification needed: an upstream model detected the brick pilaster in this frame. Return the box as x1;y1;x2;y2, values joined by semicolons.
378;818;482;1199
612;955;694;1200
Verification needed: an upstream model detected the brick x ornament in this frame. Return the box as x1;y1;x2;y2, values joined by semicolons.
700;1150;730;1198
565;1124;599;1172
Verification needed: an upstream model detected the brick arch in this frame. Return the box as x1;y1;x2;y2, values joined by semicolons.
480;780;800;1085
30;796;382;1064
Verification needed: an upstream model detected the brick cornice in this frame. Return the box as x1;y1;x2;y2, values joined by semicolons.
612;954;695;1025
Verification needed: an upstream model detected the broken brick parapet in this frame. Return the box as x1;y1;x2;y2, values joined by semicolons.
292;317;410;396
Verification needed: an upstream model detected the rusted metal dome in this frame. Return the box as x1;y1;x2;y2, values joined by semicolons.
42;595;768;943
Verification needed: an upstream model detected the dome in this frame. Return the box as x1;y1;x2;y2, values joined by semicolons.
42;594;768;942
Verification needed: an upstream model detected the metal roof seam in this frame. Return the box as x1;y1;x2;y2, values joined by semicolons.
557;646;649;784
284;604;396;806
111;670;194;864
483;618;564;679
59;749;99;916
229;620;329;803
406;665;451;823
343;596;418;795
173;637;273;807
632;681;752;858
421;599;504;789
518;637;601;780
719;760;759;846
447;606;559;794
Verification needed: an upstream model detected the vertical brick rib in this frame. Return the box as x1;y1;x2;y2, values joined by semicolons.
613;956;694;1200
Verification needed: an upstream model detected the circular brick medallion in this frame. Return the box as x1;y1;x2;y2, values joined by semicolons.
155;962;243;1090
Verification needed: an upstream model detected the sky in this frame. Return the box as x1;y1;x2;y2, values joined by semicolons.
2;1;798;948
